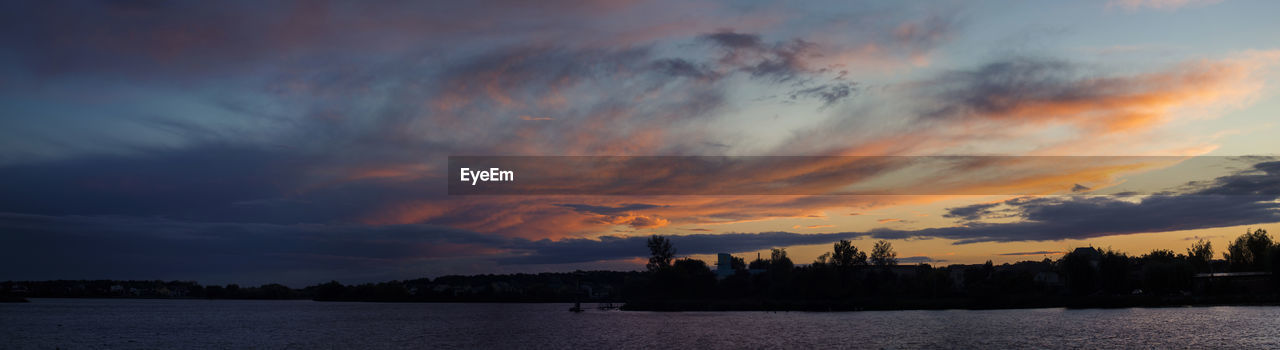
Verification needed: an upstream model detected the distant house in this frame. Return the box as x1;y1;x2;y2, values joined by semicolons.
1072;247;1102;268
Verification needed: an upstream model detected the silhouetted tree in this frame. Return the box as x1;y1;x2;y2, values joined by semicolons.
962;260;997;296
315;281;347;300
813;252;832;266
646;235;675;271
1225;228;1272;271
204;285;225;299
1142;249;1178;262
1098;248;1131;294
662;258;716;298
258;283;295;299
769;248;794;271
1140;249;1192;295
871;240;897;266
764;248;795;297
1187;239;1214;273
832;240;868;268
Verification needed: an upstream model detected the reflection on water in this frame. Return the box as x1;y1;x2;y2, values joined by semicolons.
4;299;1280;349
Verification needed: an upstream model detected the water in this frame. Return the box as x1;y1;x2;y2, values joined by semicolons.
3;299;1280;349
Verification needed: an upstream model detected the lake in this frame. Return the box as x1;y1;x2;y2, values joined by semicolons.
4;299;1280;348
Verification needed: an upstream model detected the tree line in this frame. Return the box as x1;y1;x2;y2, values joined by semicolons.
626;228;1280;310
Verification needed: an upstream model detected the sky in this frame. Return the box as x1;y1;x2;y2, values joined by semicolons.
1;0;1279;286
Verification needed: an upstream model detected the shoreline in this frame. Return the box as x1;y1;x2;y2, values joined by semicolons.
620;294;1280;312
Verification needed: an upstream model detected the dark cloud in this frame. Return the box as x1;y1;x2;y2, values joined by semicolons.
899;160;1280;243
649;58;720;79
919;57;1082;121
789;82;857;107
904;55;1253;135
699;30;818;82
702;31;765;49
1190;160;1280;195
874;194;1280;244
899;256;943;264
942;202;1001;222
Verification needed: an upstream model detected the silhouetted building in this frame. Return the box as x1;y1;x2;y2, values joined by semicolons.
715;253;735;279
1072;247;1102;268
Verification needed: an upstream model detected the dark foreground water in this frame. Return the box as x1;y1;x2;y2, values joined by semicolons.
4;299;1280;349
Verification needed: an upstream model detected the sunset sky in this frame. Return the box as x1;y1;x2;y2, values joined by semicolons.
2;0;1279;286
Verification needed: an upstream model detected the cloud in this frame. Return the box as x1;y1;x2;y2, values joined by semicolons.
916;56;1259;134
789;82;857;108
702;31;765;49
702;31;816;82
899;256;943;264
775;52;1275;158
883;160;1280;243
882;194;1280;244
556;203;668;215
648;58;720;80
1107;0;1223;11
0;1;960;165
0;1;777;79
943;202;1003;222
